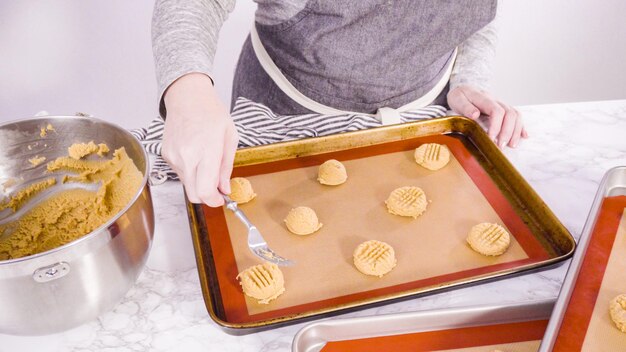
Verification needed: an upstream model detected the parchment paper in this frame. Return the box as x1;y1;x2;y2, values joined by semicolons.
224;148;530;315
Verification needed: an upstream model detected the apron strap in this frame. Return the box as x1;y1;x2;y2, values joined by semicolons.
250;24;456;125
376;107;402;125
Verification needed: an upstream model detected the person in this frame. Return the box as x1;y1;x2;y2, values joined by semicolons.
152;0;527;207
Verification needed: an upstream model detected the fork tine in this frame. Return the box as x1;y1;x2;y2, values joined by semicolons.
222;194;294;266
248;226;293;265
253;247;294;266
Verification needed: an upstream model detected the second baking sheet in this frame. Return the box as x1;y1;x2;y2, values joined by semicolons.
552;195;626;351
292;299;554;352
203;135;550;323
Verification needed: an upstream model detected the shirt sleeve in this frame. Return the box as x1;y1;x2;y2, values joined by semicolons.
448;12;499;92
152;0;236;117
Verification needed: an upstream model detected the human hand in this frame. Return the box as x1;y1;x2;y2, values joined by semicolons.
447;85;528;148
162;73;239;206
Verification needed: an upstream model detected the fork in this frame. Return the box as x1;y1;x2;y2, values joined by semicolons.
222;194;294;266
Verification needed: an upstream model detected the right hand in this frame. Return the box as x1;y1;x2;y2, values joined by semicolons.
447;85;528;148
162;73;239;207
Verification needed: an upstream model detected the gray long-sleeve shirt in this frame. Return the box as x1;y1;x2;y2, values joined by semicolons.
152;0;498;113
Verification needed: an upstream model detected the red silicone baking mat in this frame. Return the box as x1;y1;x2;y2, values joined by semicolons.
320;319;548;352
200;134;550;324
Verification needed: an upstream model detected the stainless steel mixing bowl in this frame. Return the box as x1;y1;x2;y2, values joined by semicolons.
0;115;154;335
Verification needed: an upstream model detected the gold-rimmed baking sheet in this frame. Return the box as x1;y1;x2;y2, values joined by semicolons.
187;117;574;332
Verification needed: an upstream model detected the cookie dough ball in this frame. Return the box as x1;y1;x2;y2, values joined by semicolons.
466;223;511;256
229;177;257;204
317;159;347;185
236;262;285;304
284;206;323;235
353;240;397;277
385;186;428;218
414;143;450;170
610;294;626;332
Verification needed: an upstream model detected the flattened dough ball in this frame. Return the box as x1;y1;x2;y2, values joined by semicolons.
353;240;397;277
385;186;428;218
230;177;256;204
318;159;347;185
284;206;323;235
466;223;511;256
610;294;626;332
236;262;285;304
414;143;450;170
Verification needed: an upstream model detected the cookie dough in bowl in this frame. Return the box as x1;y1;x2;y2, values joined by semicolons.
0;115;154;335
0;146;142;260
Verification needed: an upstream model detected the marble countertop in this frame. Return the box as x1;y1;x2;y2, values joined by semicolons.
2;100;625;351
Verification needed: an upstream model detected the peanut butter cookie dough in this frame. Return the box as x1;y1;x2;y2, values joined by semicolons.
353;240;397;277
39;123;55;138
229;177;257;204
317;159;347;186
0;178;56;213
385;186;428;218
67;141;109;160
414;143;450;170
284;206;322;235
610;294;626;332
466;223;511;256
28;155;46;167
0;144;142;261
237;262;285;304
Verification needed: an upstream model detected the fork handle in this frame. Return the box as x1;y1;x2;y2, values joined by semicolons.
222;194;254;228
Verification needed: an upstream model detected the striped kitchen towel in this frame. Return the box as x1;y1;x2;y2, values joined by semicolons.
133;97;448;183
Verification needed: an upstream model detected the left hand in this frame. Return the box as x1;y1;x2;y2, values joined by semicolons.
447;84;528;148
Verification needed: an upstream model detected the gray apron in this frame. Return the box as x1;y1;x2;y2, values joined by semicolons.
230;0;496;147
136;1;496;181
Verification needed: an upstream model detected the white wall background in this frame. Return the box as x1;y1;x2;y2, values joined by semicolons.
0;0;624;130
492;0;626;105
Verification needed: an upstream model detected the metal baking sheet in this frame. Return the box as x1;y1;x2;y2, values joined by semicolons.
292;299;555;352
540;166;626;351
186;116;575;334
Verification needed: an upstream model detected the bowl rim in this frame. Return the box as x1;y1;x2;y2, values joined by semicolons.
0;115;151;265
